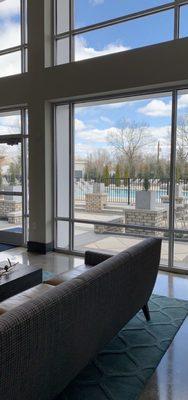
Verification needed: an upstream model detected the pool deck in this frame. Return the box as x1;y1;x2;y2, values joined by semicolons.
74;207;188;270
74;223;188;269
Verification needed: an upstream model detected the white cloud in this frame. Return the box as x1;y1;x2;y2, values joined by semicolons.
0;20;21;77
0;0;21;77
75;119;86;132
0;50;20;78
89;0;104;5
75;123;172;158
100;116;112;124
138;100;172;117
147;126;171;157
148;126;170;139
75;37;130;61
77;127;114;143
0;21;20;51
0;0;20;18
178;94;188;109
0;111;21;137
76;143;97;156
138;94;188;118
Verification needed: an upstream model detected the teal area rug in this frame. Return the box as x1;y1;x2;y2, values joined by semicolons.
0;244;17;251
57;294;188;400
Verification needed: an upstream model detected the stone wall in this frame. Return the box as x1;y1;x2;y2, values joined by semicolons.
94;217;124;234
0;199;22;219
124;208;167;236
161;195;184;204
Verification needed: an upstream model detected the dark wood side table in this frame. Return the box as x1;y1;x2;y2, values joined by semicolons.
0;264;42;302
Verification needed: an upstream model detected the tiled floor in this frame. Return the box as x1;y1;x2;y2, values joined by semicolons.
1;247;188;400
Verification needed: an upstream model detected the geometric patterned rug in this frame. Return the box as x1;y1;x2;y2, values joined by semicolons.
57;294;188;400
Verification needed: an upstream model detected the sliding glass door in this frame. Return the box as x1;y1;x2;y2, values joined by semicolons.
0;109;28;246
55;88;188;272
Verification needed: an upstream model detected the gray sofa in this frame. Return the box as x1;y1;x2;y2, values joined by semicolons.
0;237;161;400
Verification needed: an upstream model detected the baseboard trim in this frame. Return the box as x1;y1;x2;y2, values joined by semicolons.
27;241;54;254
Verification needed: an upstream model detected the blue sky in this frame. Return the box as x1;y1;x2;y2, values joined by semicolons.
180;5;188;37
75;10;174;60
75;93;188;159
73;1;187;61
0;0;21;77
0;0;20;27
0;0;21;50
75;0;172;28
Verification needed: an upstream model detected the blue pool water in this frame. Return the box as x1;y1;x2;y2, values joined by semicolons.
75;186;188;202
106;188;167;200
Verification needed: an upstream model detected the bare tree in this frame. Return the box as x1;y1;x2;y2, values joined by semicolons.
108;119;150;177
85;149;112;180
177;116;188;162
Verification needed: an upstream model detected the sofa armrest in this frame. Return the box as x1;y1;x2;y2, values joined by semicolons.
85;250;112;266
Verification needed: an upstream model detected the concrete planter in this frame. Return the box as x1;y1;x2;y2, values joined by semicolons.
93;182;105;193
175;184;183;197
136;190;156;210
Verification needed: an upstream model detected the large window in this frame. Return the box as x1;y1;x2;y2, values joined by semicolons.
174;89;188;269
0;0;27;78
55;89;188;271
54;0;188;65
0;108;28;245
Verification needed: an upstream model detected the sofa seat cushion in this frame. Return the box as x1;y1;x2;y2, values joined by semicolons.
45;264;92;286
0;283;53;315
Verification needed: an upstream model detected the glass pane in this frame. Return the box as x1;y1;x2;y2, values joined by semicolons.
0;51;21;78
56;0;69;34
0;111;21;135
75;10;174;61
0;0;21;50
25;109;29;135
24;48;28;73
57;37;70;65
176;90;188;231
173;90;188;270
0;194;22;233
74;94;172;230
180;5;188;38
0;142;22;192
74;222;168;265
56;105;70;218
75;0;173;28
174;237;188;270
24;0;28;44
57;221;69;249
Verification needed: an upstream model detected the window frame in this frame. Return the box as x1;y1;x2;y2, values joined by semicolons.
53;0;188;64
0;106;29;245
54;84;188;274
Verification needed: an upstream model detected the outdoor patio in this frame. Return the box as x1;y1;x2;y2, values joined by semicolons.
74;222;188;270
74;179;188;270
